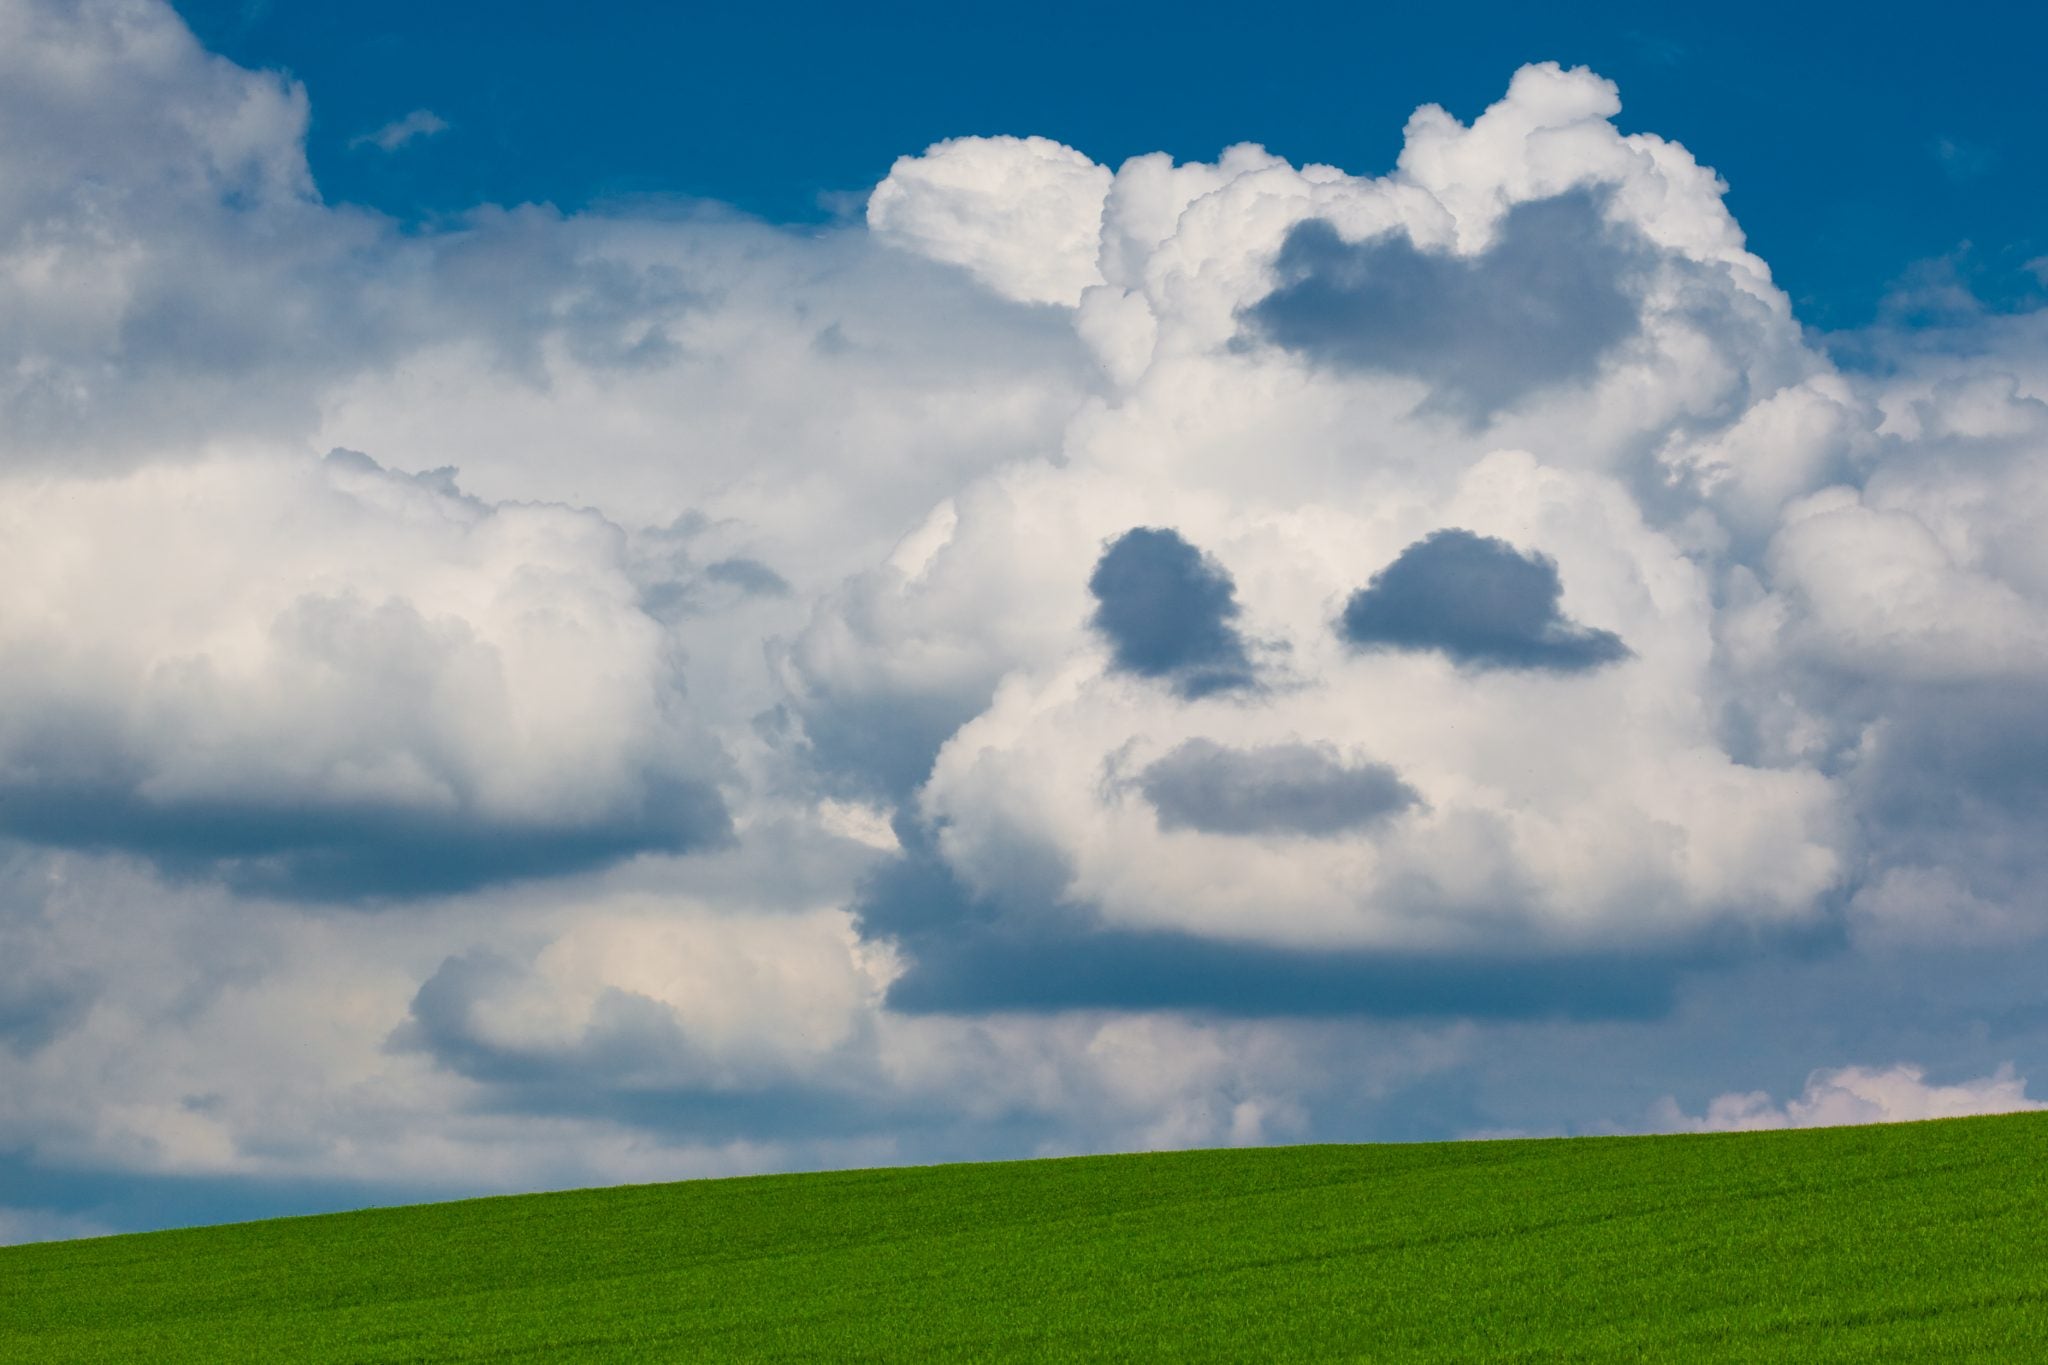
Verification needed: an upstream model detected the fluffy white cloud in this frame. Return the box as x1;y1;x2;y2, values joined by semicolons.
1654;1063;2045;1132
0;0;393;466
0;0;311;218
1765;486;2048;681
0;845;1469;1203
0;449;731;894
307;206;1096;592
868;135;1113;307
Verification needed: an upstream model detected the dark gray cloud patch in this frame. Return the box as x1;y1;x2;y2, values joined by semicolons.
626;513;792;623
777;686;998;805
1138;739;1419;837
1340;529;1629;672
1839;678;2048;916
0;966;87;1057
1088;528;1255;698
0;774;732;902
884;926;1682;1022
849;815;1683;1021
1243;190;1645;419
703;557;791;597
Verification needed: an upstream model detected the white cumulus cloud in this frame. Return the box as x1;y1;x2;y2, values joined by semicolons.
1654;1064;2046;1132
0;448;732;895
868;134;1113;307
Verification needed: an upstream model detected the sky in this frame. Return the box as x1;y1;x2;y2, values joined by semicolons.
4;0;2048;1244
167;0;2048;330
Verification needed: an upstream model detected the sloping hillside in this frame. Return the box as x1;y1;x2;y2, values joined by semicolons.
6;1113;2047;1361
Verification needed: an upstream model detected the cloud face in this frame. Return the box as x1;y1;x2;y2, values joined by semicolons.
1339;529;1630;672
1244;192;1643;419
1088;528;1256;698
1137;740;1418;837
800;61;1848;996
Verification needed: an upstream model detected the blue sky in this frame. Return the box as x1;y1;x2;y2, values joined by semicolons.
177;0;2047;327
4;0;2048;1245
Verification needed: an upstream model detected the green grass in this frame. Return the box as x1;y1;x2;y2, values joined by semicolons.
6;1114;2048;1361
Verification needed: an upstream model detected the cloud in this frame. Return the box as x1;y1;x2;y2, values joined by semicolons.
1338;528;1631;672
1136;739;1418;837
0;0;374;467
1089;528;1257;698
836;449;1843;974
702;557;791;597
1763;488;2048;682
389;895;1379;1154
850;815;1697;1020
0;449;733;897
394;907;891;1098
1931;136;1995;183
1654;1063;2045;1132
0;845;100;1050
794;73;1848;998
867;135;1112;307
316;207;1096;595
351;109;449;153
1;0;1098;564
1244;190;1645;419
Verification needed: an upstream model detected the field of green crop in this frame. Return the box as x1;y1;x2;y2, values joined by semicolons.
5;1112;2047;1361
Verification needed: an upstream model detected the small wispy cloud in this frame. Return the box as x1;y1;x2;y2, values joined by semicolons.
351;109;449;153
1653;1063;2044;1133
1626;30;1687;66
1932;135;1996;182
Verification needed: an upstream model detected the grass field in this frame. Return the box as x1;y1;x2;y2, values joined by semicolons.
5;1112;2047;1361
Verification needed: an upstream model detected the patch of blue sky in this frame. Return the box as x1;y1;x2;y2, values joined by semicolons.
172;0;2048;329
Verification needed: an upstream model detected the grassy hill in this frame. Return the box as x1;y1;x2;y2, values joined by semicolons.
5;1113;2047;1361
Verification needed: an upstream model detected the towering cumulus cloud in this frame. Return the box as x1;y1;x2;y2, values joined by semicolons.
868;135;1113;307
5;5;2048;1241
810;65;1842;988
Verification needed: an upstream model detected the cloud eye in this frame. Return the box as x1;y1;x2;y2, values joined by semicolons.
1088;527;1257;698
1339;528;1630;672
